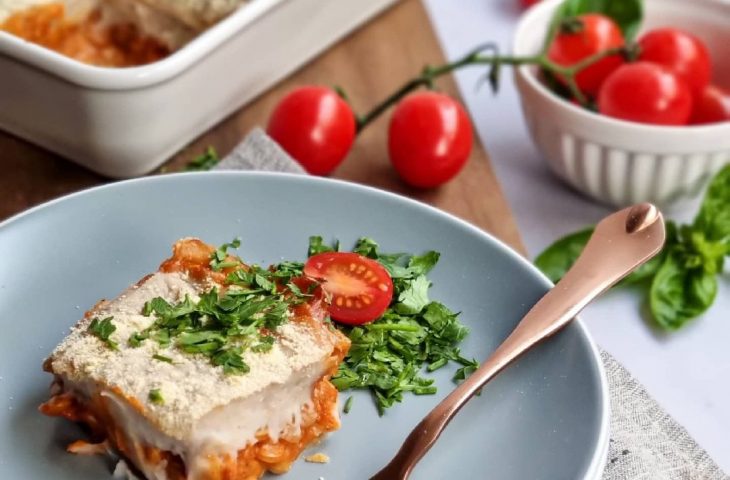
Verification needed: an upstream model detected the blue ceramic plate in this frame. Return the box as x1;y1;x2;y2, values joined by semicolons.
0;172;608;479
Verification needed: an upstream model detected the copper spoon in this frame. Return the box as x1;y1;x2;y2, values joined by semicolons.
371;203;665;480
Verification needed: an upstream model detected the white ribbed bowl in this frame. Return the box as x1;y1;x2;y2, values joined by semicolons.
513;0;730;208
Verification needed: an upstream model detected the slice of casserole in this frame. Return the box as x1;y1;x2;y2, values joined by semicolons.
40;238;350;480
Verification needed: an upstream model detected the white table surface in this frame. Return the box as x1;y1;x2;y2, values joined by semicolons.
423;0;730;472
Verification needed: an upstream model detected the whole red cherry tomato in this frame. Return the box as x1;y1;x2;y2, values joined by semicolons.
547;13;625;97
304;252;393;325
598;62;693;125
388;92;473;188
267;86;356;176
690;85;730;125
638;28;711;96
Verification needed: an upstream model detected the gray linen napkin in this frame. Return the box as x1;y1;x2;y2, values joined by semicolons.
215;129;729;480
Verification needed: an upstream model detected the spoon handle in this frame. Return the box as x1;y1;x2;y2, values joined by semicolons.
370;203;665;480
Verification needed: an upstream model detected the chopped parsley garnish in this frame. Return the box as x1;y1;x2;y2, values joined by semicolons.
313;237;478;415
152;354;173;363
128;331;149;348
308;235;339;256
251;335;275;353
343;395;354;414
88;317;118;350
129;240;304;375
148;389;164;405
184;146;219;171
212;348;250;375
210;237;241;271
129;236;476;416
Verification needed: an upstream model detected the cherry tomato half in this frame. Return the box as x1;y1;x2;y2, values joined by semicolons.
638;28;711;96
388;92;473;189
598;62;693;125
304;252;394;325
267;86;356;176
547;13;625;98
690;85;730;125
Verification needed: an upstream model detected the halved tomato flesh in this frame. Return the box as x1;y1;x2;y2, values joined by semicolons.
303;252;394;325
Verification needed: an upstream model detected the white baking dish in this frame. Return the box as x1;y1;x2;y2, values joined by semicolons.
0;0;395;177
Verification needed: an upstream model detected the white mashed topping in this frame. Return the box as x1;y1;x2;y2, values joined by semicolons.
49;270;340;478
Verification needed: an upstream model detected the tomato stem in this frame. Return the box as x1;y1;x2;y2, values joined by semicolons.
354;45;628;132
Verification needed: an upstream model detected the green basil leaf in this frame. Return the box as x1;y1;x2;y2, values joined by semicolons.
551;0;643;43
534;228;593;283
649;254;717;330
687;229;727;275
621;220;677;285
622;248;666;284
688;270;718;309
693;164;730;246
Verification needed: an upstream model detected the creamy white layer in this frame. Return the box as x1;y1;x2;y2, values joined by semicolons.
62;362;328;480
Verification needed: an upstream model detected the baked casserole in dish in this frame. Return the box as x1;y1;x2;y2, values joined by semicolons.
0;0;394;176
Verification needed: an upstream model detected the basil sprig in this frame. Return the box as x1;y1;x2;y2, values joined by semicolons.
535;165;730;330
550;0;643;43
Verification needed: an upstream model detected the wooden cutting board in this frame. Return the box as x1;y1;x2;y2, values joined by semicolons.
0;0;524;254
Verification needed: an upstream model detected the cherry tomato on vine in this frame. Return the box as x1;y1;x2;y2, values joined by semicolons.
598;62;693;125
267;86;356;176
690;85;730;125
304;252;393;325
388;92;473;188
547;13;625;98
638;28;711;96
